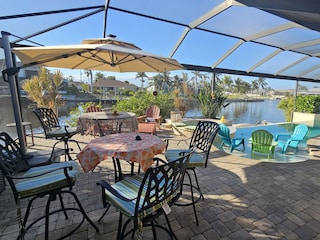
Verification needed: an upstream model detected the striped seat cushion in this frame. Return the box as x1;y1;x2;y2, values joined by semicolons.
16;161;80;198
165;149;205;167
104;174;177;219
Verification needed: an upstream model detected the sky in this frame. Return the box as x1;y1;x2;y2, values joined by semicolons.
0;0;319;90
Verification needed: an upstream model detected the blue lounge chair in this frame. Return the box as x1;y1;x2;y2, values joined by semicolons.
275;124;309;153
218;124;245;152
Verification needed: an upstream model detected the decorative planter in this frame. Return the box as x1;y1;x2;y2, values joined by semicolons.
170;111;183;123
292;112;320;127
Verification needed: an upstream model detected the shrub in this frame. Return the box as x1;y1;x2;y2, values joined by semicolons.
115;91;175;119
278;95;320;122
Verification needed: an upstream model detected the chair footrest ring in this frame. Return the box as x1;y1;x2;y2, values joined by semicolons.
174;183;204;207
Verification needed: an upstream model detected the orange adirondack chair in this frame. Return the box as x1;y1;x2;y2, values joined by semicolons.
137;105;161;128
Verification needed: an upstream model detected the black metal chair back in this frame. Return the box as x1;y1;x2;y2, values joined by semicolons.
0;132;29;175
33;107;60;138
188;120;220;167
97;151;193;239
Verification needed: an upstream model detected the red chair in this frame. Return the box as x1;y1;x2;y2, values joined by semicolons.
84;105;112;136
85;105;102;113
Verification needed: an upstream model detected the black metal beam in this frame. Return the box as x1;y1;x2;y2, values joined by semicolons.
182;63;318;83
0;5;105;20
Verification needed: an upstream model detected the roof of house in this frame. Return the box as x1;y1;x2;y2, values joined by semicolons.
93;79;136;88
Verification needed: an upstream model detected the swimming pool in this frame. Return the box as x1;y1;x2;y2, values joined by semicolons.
214;123;320;163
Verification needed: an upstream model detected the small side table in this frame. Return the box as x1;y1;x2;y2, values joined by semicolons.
6;121;34;147
138;122;157;135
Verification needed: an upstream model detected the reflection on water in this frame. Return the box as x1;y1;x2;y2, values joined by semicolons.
221;100;285;124
0;96;78;136
186;100;285;124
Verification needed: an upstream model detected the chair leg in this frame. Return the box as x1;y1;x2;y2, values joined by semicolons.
66;190;99;233
175;169;201;225
186;170;199;225
58;193;68;219
151;221;157;240
191;168;204;200
44;193;55;240
98;204;110;222
163;211;178;240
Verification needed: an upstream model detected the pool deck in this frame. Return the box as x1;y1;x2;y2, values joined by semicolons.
2;127;320;239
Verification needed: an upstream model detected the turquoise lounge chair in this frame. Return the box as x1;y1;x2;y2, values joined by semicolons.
218;124;245;152
251;129;277;160
275;124;309;153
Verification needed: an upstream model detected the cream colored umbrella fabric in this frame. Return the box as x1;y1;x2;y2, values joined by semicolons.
12;38;183;72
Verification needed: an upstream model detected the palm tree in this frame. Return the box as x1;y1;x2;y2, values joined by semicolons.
257;77;268;95
150;74;163;91
221;75;233;93
136;72;148;89
251;79;259;95
191;71;204;94
95;72;105;82
233;77;243;96
160;72;171;92
172;75;184;91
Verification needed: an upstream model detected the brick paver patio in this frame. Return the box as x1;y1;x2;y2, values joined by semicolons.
1;128;320;239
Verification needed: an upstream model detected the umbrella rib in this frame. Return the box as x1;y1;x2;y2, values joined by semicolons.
73;49;114;69
19;49;95;68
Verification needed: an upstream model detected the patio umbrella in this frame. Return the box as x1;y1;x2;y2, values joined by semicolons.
12;37;184;72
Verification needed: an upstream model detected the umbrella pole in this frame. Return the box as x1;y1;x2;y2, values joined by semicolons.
1;31;27;154
103;0;111;38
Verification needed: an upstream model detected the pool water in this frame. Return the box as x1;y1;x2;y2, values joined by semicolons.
214;123;320;163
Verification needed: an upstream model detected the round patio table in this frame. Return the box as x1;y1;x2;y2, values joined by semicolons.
77;132;167;179
78;111;137;136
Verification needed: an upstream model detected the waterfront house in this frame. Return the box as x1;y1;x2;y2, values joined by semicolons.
93;78;138;100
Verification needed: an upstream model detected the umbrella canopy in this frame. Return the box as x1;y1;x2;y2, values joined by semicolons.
12;38;183;72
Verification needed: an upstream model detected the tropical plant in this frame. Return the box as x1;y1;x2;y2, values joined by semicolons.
114;91;174;119
21;67;65;115
193;82;228;119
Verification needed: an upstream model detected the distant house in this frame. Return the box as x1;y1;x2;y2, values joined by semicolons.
93;79;137;99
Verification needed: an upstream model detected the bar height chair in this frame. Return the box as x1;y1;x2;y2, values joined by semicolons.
164;120;220;225
0;132;99;239
33;107;81;161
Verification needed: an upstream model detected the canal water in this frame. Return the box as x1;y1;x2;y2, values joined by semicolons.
185;99;285;125
0;96;285;136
